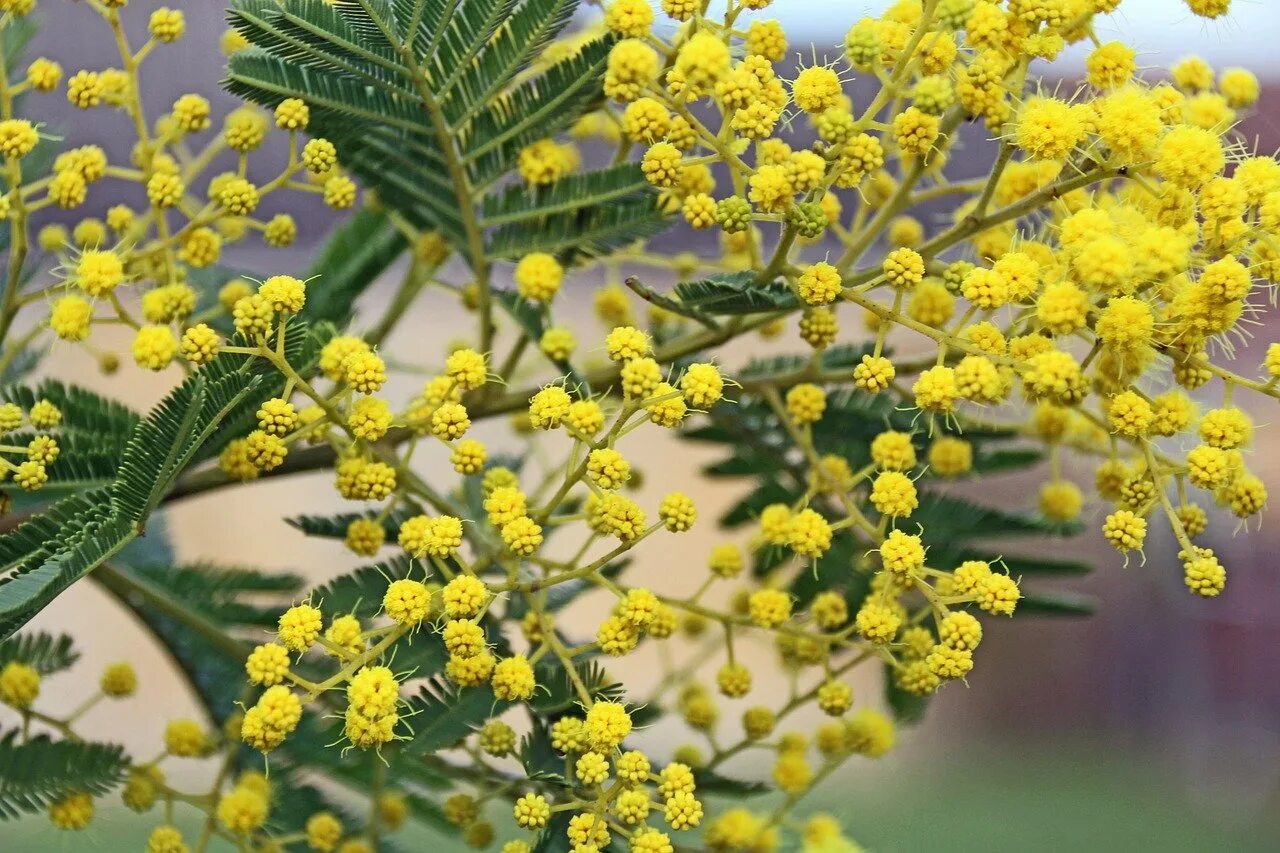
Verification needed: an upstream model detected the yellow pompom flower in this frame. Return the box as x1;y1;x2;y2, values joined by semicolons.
217;786;268;835
49;295;93;341
1086;41;1136;89
491;655;537;701
277;603;324;652
659;491;697;532
605;0;653;36
49;792;94;830
785;383;826;424
584;700;632;750
86;661;133;703
131;326;178;371
164;719;209;757
793;66;843;114
1015;97;1083;160
0;661;40;709
747;588;791;628
514;252;563;302
245;643;291;687
788;508;832;558
797;262;842;305
274;97;311;130
442;575;488;618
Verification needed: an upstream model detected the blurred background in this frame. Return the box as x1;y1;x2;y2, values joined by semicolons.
4;1;1280;850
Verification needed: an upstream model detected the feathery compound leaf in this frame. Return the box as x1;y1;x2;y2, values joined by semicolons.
0;733;128;819
0;430;129;494
402;675;509;756
311;554;415;620
532;656;624;714
0;380;139;441
735;343;878;382
0;490;105;576
673;271;800;316
480;163;653;230
461;32;615;186
127;562;303;628
0;489;132;641
0;323;322;639
1014;588;1097;616
911;492;1081;543
302;208;408;328
93;562;252;725
109;375;215;522
486;195;666;263
287;507;419;542
0;514;137;640
112;322;323;523
928;546;1094;577
0;631;78;674
692;767;771;797
227;0;661;261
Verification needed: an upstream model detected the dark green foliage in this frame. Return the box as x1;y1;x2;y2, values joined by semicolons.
532;657;624;715
0;380;140;494
0;631;78;674
132;562;303;628
0;733;128;819
287;507;419;543
402;675;508;756
673;271;799;315
0;323;325;641
692;766;770;797
519;718;565;782
0;497;135;640
1014;589;1097;616
0;379;139;442
226;0;664;264
311;554;416;620
94;557;302;724
302;208;409;328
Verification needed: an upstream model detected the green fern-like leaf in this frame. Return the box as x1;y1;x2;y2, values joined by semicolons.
910;492;1081;542
0;325;324;640
0;430;130;494
673;271;800;316
1013;588;1096;615
486;195;666;262
311;554;416;620
0;733;128;819
287;507;419;543
734;343;877;383
0;631;79;674
0;513;137;639
531;656;623;715
93;561;262;725
0;379;139;441
0;490;103;576
480;165;649;228
402;675;509;757
302;208;409;328
226;0;664;264
131;562;303;628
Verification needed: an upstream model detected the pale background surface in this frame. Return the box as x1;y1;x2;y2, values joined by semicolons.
4;2;1280;850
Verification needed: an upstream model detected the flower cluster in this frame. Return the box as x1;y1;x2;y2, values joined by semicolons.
1;3;354;381
5;0;1278;851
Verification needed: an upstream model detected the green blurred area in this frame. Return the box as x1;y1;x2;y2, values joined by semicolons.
10;743;1279;851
